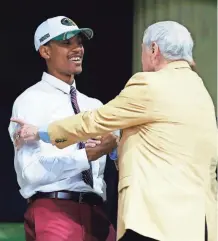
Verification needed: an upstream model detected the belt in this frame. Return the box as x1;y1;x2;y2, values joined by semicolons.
28;191;104;206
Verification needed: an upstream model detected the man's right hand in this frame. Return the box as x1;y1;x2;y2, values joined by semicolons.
85;133;118;161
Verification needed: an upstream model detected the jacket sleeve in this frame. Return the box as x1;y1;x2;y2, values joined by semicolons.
48;73;155;149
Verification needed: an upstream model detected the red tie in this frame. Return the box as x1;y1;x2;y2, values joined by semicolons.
70;86;93;188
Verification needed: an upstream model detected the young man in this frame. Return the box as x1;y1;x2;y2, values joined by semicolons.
9;16;117;241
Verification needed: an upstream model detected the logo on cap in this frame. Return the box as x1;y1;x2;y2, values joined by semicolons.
39;33;50;43
61;18;76;26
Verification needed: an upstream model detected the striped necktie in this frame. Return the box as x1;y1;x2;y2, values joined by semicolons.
70;86;94;188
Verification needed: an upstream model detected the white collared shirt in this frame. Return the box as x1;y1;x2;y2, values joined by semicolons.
8;72;107;200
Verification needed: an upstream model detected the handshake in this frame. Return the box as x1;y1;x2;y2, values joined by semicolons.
83;133;119;161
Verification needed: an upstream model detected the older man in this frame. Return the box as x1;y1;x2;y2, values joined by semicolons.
11;21;217;241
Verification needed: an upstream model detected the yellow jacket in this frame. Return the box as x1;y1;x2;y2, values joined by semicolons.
48;61;217;241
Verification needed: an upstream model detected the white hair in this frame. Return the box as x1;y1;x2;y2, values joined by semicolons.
143;21;194;63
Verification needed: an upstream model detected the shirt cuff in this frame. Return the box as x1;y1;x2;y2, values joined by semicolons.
109;148;118;160
109;130;120;160
38;125;51;143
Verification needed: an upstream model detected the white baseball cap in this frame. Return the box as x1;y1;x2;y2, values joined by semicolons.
34;16;93;51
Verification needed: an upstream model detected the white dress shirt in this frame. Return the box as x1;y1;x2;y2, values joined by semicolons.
8;72;107;200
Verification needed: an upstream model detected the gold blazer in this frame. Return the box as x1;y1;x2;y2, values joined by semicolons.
48;61;217;241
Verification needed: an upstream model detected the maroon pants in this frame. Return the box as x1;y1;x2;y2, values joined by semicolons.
24;198;116;241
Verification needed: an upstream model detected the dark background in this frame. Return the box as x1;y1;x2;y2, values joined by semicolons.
0;1;134;222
